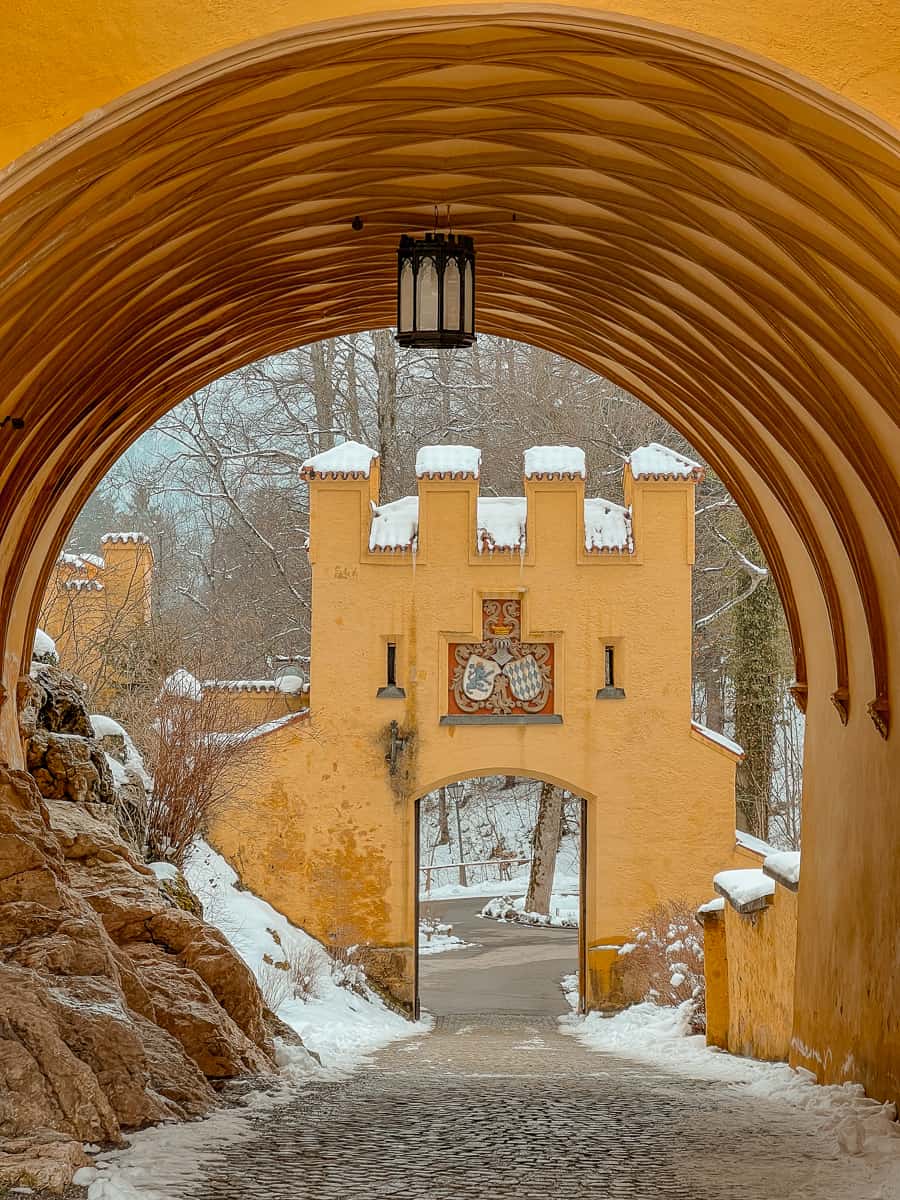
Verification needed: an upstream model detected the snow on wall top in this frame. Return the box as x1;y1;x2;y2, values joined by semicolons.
697;896;725;915
204;679;280;693
100;532;150;545
691;721;744;758
763;850;801;889
161;668;203;701
629;443;704;481
369;496;419;552
734;828;777;857
713;868;775;912
301;441;378;479
478;497;527;553
523;445;586;478
416;445;481;479
584;498;632;552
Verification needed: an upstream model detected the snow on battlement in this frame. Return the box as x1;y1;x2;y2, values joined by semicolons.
100;532;151;545
300;441;378;479
763;851;801;891
369;496;420;552
523;445;586;479
629;443;704;482
416;445;481;479
478;497;526;553
584;498;632;553
63;578;103;592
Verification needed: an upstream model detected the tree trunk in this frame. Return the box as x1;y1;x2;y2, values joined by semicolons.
436;786;450;845
733;530;781;839
525;782;563;916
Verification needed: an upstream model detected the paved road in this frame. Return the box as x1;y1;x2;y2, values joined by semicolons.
419;896;578;1015
194;1011;876;1200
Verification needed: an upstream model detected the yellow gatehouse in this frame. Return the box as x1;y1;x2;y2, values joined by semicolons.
209;442;741;1013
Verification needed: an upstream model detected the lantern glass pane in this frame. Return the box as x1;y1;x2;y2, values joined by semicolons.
416;256;439;330
399;261;414;332
443;258;461;330
464;260;474;333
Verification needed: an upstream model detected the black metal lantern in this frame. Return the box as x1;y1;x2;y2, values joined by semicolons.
396;232;476;349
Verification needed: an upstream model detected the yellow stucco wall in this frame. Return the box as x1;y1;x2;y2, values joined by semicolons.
717;887;798;1063
4;1;900;170
211;447;739;1011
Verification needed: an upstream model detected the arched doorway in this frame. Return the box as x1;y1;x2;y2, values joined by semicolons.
0;10;897;1100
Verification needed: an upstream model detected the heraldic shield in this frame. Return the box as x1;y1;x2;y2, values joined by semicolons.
462;654;501;701
504;653;543;702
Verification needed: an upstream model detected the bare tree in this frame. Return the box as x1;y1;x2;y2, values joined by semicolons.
525;782;564;916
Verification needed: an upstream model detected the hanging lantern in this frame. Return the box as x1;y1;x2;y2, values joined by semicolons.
396;232;476;349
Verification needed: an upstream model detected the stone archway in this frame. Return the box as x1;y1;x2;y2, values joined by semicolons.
0;9;897;1099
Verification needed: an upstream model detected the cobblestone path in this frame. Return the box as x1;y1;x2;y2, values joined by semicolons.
191;1012;866;1199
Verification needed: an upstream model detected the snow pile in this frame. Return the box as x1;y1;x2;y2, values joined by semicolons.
160;667;203;702
562;1002;900;1194
629;443;703;480
369;495;419;552
691;720;744;757
148;861;179;882
418;916;470;955
477;496;526;552
416;444;481;478
764;850;801;887
480;893;579;928
584;498;632;552
714;868;775;909
90;713;152;789
32;626;58;663
523;445;586;478
301;440;378;478
697;896;725;915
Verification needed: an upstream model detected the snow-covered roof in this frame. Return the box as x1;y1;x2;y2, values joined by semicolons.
301;441;378;479
584;498;632;553
161;668;203;702
524;445;586;479
477;497;526;553
59;551;87;569
691;721;744;758
713;868;776;913
204;679;280;693
369;496;419;552
100;532;150;545
415;445;481;479
763;850;801;891
63;578;103;591
734;828;777;858
629;443;704;482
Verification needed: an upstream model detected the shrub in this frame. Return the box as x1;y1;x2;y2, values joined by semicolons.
616;898;706;1033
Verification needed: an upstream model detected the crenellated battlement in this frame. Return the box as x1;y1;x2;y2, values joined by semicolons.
302;440;702;567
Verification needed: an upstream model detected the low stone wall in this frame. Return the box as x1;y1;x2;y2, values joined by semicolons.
701;856;799;1063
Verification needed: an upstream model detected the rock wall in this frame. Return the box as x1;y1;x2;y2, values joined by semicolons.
0;667;278;1192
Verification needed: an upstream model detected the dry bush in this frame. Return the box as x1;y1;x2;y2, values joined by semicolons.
144;684;265;868
287;942;323;1000
616;898;706;1033
258;959;292;1013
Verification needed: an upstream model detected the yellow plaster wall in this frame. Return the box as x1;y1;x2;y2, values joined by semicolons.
700;908;729;1050
4;1;900;169
721;888;799;1063
211;453;739;1011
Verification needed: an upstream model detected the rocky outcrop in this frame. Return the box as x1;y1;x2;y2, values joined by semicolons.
0;667;284;1192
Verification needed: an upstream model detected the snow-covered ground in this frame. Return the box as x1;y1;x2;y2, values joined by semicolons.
418;920;471;955
480;891;579;927
561;1001;900;1197
76;843;428;1199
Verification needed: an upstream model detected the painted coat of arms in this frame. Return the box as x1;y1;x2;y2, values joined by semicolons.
448;599;554;716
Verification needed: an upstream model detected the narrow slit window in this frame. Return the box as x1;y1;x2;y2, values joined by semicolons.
604;645;615;688
377;641;405;698
386;642;397;687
